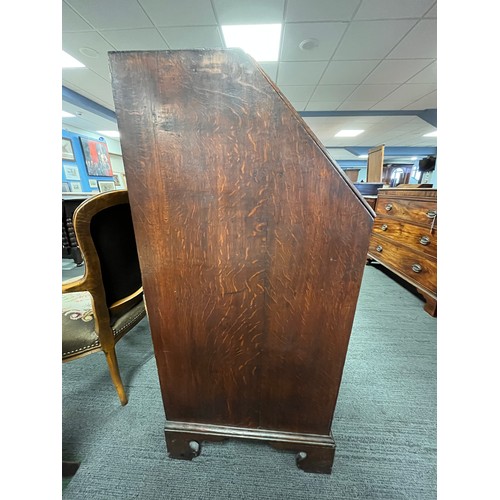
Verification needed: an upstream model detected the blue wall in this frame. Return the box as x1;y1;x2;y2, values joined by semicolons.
62;130;113;193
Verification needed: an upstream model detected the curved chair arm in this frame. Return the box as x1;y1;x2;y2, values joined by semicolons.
62;276;88;294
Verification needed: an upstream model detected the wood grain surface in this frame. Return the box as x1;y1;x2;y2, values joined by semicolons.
109;49;374;437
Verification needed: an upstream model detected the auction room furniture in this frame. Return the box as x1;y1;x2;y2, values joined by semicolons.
366;144;385;182
109;49;374;473
367;187;437;316
62;190;146;405
62;194;93;265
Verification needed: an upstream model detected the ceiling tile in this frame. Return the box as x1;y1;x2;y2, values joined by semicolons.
63;68;115;109
213;0;285;24
320;60;379;84
100;28;168;50
403;90;437;109
139;0;217;27
279;85;316;102
310;85;357;102
63;3;93;31
344;84;399;101
377;83;436;105
337;101;379;110
159;26;223;49
424;3;437;18
66;0;153;29
370;101;416;110
289;101;307;111
363;59;434;84
259;62;278;81
63;31;117;78
277;61;328;85
285;0;358;22
305;101;343;111
281;22;347;62
355;0;436;20
334;20;417;60
387;20;437;59
407;61;436;84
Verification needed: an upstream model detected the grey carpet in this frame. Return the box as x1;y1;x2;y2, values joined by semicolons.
62;264;436;499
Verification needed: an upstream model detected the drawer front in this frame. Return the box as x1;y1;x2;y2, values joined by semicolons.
372;217;437;258
375;197;437;227
368;235;437;295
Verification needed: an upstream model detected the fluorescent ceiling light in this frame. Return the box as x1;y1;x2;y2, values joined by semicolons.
221;24;282;62
423;131;437;137
62;111;75;118
358;154;368;159
98;130;120;138
335;130;364;137
62;50;85;68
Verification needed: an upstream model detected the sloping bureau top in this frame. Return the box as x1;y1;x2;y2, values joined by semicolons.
109;50;374;436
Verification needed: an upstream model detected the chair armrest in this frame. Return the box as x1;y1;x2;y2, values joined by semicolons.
62;276;87;294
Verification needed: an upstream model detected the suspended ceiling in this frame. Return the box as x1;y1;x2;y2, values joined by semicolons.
62;0;437;163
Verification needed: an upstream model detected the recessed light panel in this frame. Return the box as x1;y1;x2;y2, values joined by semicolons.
62;111;75;118
423;131;437;137
62;50;85;68
221;24;282;62
335;130;364;137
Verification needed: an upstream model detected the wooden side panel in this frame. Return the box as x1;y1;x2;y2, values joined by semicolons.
109;50;373;436
366;145;384;183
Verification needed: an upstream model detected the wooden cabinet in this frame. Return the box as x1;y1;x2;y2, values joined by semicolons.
367;188;437;315
109;49;374;474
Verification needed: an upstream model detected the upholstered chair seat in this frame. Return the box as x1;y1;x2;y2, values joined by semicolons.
62;291;145;361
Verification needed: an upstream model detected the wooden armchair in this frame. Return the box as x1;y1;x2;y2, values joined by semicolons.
62;190;146;405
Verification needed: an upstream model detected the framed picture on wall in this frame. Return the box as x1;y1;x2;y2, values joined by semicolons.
80;137;113;177
113;173;127;190
70;182;82;193
88;179;98;188
62;182;70;192
63;164;80;180
98;180;116;192
62;137;75;161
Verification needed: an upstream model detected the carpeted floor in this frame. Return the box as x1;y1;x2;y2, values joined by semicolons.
62;263;436;499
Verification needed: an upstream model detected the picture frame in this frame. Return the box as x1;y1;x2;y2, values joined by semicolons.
98;180;116;193
63;164;80;181
113;173;127;190
62;182;70;193
62;137;75;161
80;137;113;177
70;182;82;193
88;179;98;188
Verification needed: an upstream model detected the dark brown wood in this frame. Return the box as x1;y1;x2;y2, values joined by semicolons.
164;421;335;474
367;188;437;315
109;49;374;473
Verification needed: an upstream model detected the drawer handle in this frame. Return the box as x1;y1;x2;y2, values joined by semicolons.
381;224;388;231
412;263;422;273
426;210;437;219
385;203;393;211
419;236;430;246
376;245;383;252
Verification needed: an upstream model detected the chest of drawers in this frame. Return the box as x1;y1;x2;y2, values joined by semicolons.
367;188;437;316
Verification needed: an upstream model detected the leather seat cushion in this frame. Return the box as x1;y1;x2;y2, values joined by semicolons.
62;292;147;359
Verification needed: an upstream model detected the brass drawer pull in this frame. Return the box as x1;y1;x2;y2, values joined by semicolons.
381;224;388;231
412;263;422;273
376;245;383;252
385;203;393;211
419;236;430;246
426;210;437;219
